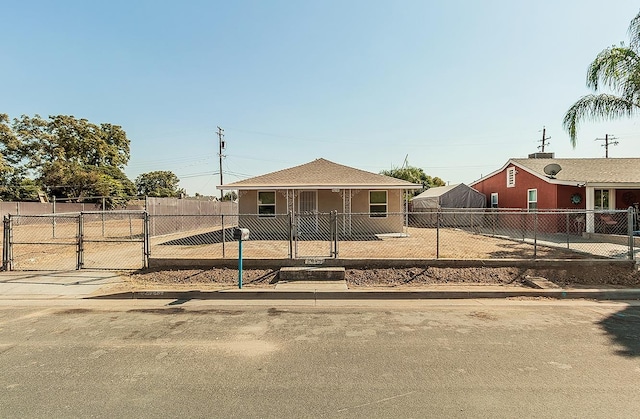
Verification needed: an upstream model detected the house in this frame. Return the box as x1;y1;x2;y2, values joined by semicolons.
219;158;421;237
470;153;640;233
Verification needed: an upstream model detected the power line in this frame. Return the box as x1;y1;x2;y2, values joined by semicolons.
224;126;538;148
538;126;550;152
595;134;619;158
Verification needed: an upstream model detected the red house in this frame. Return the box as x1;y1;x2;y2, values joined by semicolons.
470;153;640;233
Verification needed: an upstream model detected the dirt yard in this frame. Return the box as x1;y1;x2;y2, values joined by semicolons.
125;264;640;290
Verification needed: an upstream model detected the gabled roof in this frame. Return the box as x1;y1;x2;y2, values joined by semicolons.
470;158;640;187
412;184;461;199
411;183;486;209
220;158;422;190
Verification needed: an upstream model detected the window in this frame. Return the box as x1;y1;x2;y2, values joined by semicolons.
258;191;276;216
595;189;610;210
491;193;498;208
369;190;387;217
527;189;537;211
507;167;516;188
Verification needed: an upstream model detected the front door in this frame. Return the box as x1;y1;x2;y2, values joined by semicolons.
297;190;318;235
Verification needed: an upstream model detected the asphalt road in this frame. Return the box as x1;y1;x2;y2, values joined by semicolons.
0;299;639;418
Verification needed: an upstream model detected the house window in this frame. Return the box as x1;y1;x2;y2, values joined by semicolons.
595;189;610;210
527;189;537;211
369;190;387;217
507;167;516;188
258;191;276;216
491;193;498;208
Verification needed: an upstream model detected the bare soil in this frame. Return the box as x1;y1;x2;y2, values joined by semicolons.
126;265;640;289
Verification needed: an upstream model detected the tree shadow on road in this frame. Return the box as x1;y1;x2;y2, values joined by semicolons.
598;306;640;357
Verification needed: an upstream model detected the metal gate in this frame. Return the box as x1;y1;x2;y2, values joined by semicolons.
3;211;148;271
293;210;338;259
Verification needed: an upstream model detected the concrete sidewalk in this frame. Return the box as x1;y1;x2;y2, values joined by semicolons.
1;270;640;301
0;270;125;299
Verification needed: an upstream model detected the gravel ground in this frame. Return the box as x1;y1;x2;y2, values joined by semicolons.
126;265;640;289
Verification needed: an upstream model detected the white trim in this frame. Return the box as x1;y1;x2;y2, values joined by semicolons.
507;167;516;188
527;188;537;211
490;192;498;208
594;188;614;210
369;190;388;218
257;190;276;217
585;182;640;188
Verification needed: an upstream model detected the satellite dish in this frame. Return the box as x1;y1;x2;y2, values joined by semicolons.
543;163;562;177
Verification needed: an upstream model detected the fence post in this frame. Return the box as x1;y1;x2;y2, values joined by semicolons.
52;196;56;239
77;213;84;270
436;209;440;259
288;212;294;259
221;214;226;258
143;211;150;269
566;212;570;249
101;198;106;237
330;210;339;259
628;207;635;260
335;211;339;258
3;215;10;271
533;211;538;259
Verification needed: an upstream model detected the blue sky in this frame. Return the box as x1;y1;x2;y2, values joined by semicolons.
2;1;640;196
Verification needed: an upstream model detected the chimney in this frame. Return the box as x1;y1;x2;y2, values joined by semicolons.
528;152;555;159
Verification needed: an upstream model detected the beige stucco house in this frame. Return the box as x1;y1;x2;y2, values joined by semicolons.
219;158;421;237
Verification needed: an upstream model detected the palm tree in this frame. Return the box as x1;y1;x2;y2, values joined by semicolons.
563;10;640;147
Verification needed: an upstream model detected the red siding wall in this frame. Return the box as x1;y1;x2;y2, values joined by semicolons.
472;164;559;209
556;185;586;210
616;189;640;209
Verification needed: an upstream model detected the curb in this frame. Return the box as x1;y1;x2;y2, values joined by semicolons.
88;288;640;301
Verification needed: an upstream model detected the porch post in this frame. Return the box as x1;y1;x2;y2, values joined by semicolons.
585;185;595;233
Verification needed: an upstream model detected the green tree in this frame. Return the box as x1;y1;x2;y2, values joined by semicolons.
0;113;133;206
135;171;184;197
563;10;640;146
380;165;445;196
222;191;238;201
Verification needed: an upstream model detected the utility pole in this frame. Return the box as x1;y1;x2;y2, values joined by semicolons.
595;134;618;158
538;126;551;152
217;126;225;200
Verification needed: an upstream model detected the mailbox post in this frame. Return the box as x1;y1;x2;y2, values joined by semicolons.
233;227;250;288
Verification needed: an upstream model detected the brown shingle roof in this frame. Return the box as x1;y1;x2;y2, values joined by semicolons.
221;158;422;190
511;158;640;184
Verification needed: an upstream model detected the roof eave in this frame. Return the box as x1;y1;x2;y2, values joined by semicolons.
219;184;422;190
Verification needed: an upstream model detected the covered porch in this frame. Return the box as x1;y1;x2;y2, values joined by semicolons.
584;185;640;233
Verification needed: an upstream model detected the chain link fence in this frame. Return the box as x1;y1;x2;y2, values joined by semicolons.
3;211;147;271
2;208;637;271
147;209;637;261
408;209;634;260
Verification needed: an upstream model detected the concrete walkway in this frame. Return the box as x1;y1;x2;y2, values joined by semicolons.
275;280;348;291
0;270;125;299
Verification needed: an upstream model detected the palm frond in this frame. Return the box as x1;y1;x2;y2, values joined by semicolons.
562;94;638;147
629;10;640;51
586;47;640;91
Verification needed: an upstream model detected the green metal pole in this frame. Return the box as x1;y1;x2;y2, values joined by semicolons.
238;238;243;289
